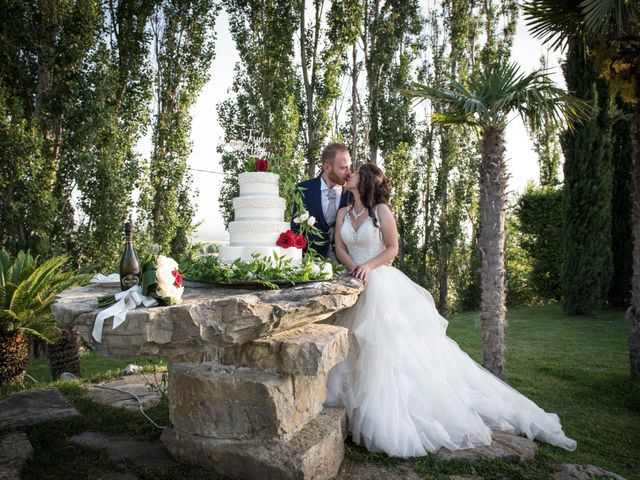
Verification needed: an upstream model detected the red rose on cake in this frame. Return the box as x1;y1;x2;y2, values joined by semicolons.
293;233;307;249
277;230;296;248
255;159;269;171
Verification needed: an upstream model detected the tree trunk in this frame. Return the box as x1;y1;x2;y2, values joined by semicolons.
437;244;449;313
478;126;508;379
629;90;640;379
0;332;29;385
351;42;358;164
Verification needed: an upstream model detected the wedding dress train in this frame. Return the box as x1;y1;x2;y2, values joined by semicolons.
325;207;576;457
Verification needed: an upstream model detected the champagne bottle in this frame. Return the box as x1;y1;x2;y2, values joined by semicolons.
119;221;141;291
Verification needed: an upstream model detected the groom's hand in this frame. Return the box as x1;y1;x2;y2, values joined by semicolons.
351;264;372;282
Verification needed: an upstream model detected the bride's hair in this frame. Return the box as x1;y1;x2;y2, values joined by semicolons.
356;163;391;228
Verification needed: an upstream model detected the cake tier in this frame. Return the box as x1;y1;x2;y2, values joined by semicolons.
238;172;279;197
218;245;302;265
228;221;289;246
233;196;285;222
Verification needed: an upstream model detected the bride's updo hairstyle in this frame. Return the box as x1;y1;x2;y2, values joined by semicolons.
356;163;391;228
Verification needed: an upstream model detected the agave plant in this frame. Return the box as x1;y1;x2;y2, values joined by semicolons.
0;250;91;384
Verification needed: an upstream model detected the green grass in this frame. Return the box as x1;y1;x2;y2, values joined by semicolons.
2;305;639;479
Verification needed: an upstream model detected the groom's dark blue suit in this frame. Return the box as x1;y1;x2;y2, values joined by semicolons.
292;174;351;258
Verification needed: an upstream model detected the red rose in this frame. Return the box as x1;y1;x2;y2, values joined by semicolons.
277;230;295;248
293;233;307;249
255;159;269;172
172;269;183;288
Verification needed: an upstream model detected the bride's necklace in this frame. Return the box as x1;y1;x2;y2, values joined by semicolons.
351;206;367;220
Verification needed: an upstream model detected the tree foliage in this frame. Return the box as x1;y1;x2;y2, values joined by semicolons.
561;43;613;315
138;0;219;257
515;184;563;302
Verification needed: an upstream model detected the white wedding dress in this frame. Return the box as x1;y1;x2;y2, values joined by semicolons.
325;206;576;457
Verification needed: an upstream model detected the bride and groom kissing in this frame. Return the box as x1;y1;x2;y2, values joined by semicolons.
292;142;576;457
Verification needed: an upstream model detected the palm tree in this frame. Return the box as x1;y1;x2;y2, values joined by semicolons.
404;62;591;379
523;0;640;378
0;250;91;384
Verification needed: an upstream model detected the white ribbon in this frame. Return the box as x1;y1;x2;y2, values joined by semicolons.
92;285;158;342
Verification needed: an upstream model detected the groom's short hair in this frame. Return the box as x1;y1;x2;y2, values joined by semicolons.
321;142;349;165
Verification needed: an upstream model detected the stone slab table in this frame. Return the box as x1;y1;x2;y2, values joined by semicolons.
52;274;364;480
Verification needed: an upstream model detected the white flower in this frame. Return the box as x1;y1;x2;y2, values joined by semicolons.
306;216;316;227
321;263;333;279
309;264;321;275
155;255;184;303
299;211;310;222
293;216;301;224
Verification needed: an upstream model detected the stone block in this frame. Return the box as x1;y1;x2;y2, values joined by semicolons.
0;388;79;429
168;362;328;439
162;407;347;480
436;432;537;462
220;323;349;375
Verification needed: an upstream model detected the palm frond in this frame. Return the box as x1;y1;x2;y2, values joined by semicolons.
522;0;584;51
580;0;638;35
1;253;89;342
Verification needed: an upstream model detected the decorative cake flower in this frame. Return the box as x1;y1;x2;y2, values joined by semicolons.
255;159;269;171
245;157;271;172
293;233;307;249
277;230;296;248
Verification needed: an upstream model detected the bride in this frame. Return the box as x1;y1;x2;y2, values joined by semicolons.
325;162;576;457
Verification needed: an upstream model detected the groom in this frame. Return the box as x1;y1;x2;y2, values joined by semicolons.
292;142;352;259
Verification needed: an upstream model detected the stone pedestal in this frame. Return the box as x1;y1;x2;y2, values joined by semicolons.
162;323;349;479
51;276;363;480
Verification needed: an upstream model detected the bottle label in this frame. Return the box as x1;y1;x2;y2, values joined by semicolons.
121;274;140;289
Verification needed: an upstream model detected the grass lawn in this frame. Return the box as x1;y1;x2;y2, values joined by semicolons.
1;304;638;479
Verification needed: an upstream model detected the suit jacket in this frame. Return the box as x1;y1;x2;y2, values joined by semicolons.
292;175;351;258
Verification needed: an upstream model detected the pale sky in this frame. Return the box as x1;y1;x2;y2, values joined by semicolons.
171;10;564;241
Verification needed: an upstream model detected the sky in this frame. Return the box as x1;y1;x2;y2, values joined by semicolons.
170;10;564;242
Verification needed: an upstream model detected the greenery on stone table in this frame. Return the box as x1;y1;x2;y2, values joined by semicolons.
182;252;342;289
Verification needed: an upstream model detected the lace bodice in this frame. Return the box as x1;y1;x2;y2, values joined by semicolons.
340;206;386;265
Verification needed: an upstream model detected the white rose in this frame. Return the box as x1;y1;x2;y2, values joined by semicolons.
321;263;333;279
299;211;310;222
306;216;316;227
309;263;321;275
293;216;301;224
155;255;184;302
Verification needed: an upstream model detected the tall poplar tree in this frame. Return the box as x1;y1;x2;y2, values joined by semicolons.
298;0;362;176
362;0;422;165
561;43;613;315
218;0;301;225
530;55;562;186
140;0;218;256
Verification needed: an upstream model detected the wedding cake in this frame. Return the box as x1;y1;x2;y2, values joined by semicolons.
218;172;303;265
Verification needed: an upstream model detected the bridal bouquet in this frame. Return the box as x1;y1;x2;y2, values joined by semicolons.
93;255;184;342
141;255;184;305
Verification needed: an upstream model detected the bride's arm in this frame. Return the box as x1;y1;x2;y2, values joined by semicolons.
334;207;358;272
351;203;399;281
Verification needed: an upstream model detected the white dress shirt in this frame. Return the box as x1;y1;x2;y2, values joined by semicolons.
320;175;342;223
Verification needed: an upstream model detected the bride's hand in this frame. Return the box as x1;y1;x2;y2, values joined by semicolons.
351;263;372;282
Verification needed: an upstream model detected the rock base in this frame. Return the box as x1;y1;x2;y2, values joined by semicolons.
162;407;347;480
436;432;537;462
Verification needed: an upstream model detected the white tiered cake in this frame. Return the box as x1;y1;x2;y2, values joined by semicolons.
218;172;303;265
